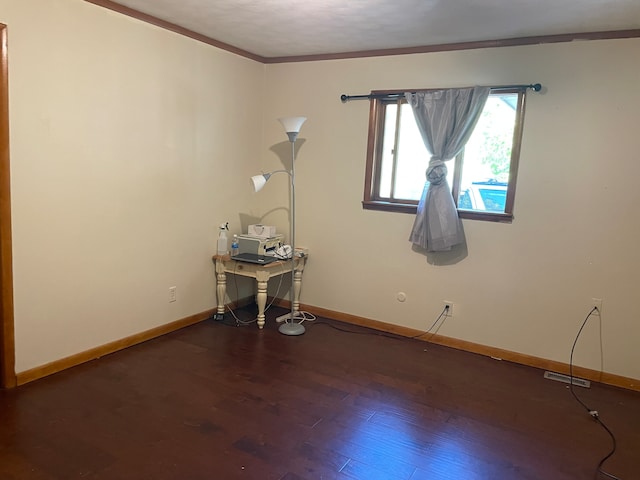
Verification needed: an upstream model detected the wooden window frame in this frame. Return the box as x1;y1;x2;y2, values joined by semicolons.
362;88;527;223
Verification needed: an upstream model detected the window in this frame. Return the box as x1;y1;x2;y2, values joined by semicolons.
363;88;527;222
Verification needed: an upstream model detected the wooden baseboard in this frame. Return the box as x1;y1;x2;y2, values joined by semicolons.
296;303;640;392
16;309;215;386
17;299;639;393
15;295;258;386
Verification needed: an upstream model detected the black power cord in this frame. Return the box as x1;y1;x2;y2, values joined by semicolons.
569;307;622;480
214;260;289;327
410;305;448;341
311;305;449;343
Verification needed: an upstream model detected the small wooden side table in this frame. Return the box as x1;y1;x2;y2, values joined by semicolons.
212;254;307;329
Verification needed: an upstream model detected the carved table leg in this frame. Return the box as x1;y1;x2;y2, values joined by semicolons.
215;258;227;317
292;267;303;315
255;277;268;329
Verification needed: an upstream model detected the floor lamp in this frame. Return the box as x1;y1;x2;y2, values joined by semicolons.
251;116;306;336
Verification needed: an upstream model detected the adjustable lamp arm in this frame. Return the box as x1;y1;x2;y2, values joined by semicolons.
251;169;291;192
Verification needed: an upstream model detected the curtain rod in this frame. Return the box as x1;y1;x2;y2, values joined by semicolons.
340;83;542;103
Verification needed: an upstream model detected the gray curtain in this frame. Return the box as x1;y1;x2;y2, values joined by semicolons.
406;87;490;252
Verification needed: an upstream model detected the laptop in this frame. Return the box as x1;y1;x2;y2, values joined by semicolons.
231;253;280;265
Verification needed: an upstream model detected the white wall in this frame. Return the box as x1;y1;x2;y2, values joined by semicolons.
2;0;265;372
261;39;640;380
3;0;639;383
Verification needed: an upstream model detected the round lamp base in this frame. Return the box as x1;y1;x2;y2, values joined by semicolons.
278;322;305;336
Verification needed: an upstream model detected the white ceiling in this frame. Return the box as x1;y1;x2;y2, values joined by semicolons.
103;0;640;59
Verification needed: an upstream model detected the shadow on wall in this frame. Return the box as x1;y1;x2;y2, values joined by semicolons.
240;138;306;237
269;138;307;170
412;240;469;266
238;207;289;236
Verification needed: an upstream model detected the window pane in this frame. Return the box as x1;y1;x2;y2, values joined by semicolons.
457;94;517;213
394;104;427;200
378;104;398;198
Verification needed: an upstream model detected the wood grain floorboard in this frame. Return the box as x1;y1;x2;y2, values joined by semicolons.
1;305;639;479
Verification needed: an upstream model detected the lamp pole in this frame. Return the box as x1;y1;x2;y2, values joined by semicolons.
277;117;305;336
251;117;306;335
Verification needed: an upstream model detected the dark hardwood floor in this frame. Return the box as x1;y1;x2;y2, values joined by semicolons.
1;305;639;480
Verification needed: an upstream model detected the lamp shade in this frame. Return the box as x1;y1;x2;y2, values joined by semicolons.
278;116;306;134
251;173;270;192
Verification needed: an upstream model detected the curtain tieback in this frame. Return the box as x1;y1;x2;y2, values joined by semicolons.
426;157;448;185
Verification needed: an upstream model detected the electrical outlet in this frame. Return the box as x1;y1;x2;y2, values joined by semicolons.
591;298;602;314
169;286;177;303
444;301;454;317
